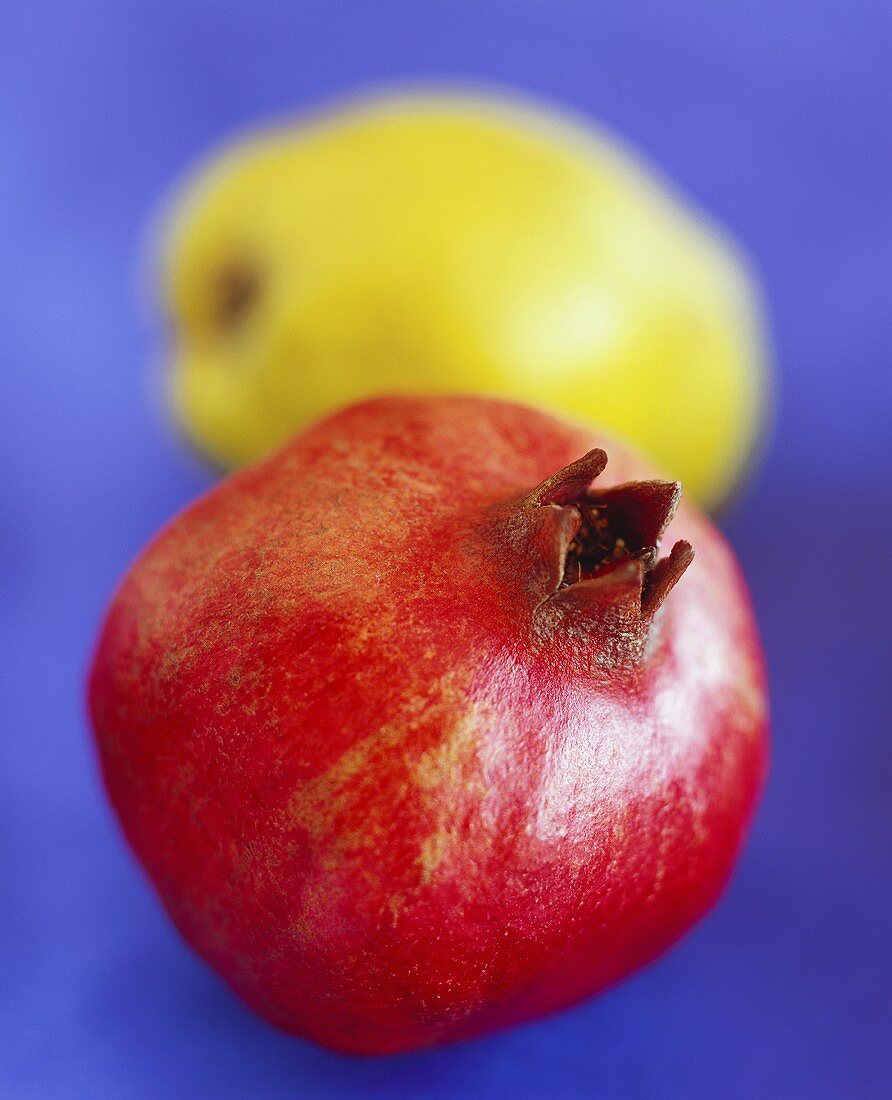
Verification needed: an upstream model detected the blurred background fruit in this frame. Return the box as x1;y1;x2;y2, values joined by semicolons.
162;91;768;508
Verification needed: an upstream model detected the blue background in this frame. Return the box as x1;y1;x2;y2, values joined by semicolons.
2;2;890;1096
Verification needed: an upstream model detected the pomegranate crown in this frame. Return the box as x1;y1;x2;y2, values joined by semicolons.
529;448;694;622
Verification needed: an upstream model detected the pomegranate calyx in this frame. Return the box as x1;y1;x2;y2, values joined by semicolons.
528;449;608;506
529;453;694;621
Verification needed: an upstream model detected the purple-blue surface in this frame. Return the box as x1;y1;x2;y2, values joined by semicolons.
2;2;890;1096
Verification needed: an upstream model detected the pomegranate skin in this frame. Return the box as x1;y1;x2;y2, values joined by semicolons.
88;395;767;1055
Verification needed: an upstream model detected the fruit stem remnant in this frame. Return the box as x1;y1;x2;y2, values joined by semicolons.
212;260;262;333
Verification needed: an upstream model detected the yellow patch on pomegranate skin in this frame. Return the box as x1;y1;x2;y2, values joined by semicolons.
417;830;451;886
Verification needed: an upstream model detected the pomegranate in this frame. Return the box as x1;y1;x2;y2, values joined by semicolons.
89;395;767;1055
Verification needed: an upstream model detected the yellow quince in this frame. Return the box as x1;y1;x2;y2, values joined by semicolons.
161;92;767;507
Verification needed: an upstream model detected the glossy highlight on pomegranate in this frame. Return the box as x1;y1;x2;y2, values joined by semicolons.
88;395;768;1055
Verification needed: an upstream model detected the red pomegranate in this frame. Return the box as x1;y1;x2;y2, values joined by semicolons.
89;395;767;1055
